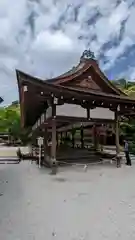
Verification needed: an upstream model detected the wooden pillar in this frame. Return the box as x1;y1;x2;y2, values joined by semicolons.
43;127;48;163
51;103;57;163
56;132;58;147
51;119;56;162
60;132;62;144
100;125;106;152
87;108;90;120
92;125;98;150
115;111;120;155
104;129;107;146
71;129;75;148
81;127;84;149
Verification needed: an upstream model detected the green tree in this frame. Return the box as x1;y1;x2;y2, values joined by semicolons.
0;104;30;145
112;79;135;153
112;78;135;97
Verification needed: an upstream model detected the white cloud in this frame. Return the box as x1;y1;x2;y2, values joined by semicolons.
0;0;135;105
88;0;116;14
124;7;135;41
102;2;135;72
103;37;134;70
109;1;130;26
126;66;135;81
93;1;130;49
33;31;73;52
130;70;135;80
117;65;135;81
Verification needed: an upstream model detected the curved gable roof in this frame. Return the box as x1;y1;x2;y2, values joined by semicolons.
16;69;135;127
46;58;126;96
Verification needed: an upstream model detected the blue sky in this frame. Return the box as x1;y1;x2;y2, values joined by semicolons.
0;0;135;106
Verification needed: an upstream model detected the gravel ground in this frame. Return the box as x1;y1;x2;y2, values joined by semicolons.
0;161;135;239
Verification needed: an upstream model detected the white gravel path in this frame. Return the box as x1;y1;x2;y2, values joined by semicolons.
0;162;135;239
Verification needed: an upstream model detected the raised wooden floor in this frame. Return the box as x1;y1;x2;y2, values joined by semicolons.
30;145;116;166
56;146;115;165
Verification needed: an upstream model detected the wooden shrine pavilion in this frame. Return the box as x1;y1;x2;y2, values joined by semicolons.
16;50;135;167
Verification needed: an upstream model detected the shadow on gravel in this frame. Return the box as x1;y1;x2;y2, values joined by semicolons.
54;177;67;182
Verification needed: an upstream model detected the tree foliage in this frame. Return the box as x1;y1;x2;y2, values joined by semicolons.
0;102;30;144
112;79;135;153
112;78;135;97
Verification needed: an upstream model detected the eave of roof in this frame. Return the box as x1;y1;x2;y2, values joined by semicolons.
16;69;135;128
16;70;135;105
